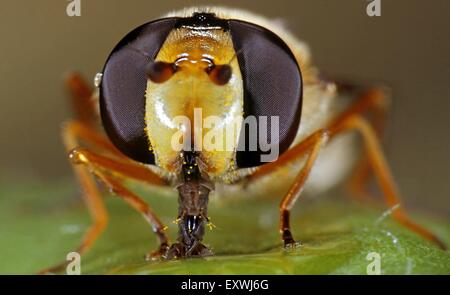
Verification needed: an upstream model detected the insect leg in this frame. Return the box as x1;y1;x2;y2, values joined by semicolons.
279;131;329;247
254;96;445;249
246;89;388;182
39;124;167;274
62;119;124;158
333;88;444;248
37;149;108;274
248;87;389;181
65;72;98;127
43;147;170;272
62;120;166;185
334;88;389;201
331;115;446;250
87;170;170;260
68;147;166;186
67;148;169;259
38;121;116;273
63;121;167;252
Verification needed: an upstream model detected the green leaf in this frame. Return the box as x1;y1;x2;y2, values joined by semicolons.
0;179;449;274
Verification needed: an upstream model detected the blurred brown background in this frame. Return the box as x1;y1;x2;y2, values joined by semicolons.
0;0;449;215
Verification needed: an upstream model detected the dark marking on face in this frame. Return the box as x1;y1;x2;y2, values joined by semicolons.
206;64;232;85
146;61;177;83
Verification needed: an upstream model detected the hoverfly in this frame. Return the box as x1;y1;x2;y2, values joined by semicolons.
42;6;445;273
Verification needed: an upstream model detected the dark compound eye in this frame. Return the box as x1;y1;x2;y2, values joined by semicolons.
206;64;232;86
146;61;177;83
99;18;178;164
228;20;303;168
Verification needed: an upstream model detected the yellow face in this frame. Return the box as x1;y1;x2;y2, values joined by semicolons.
144;28;244;178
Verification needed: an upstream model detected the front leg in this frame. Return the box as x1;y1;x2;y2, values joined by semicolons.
68;148;171;259
278;131;329;247
250;88;445;250
278;112;445;249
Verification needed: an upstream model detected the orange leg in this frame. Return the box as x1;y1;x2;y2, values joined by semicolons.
68;147;170;254
279;131;329;246
250;89;390;179
69;147;165;186
250;88;445;249
337;88;389;201
39;73;102;274
65;72;98;127
277;113;445;249
333;116;446;250
69;146;169;239
38;150;108;274
62;119;123;158
39;119;168;274
346;156;373;201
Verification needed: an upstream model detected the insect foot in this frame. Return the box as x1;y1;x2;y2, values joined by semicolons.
284;241;302;251
282;229;302;251
145;243;170;261
165;242;213;260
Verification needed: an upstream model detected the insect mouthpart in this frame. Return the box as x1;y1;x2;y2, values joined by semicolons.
165;151;214;259
186;215;199;232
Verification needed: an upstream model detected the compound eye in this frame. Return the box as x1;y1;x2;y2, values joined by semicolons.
228;20;303;168
99;18;177;164
206;64;232;85
146;61;177;83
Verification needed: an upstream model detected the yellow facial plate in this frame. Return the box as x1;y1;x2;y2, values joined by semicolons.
145;28;244;178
